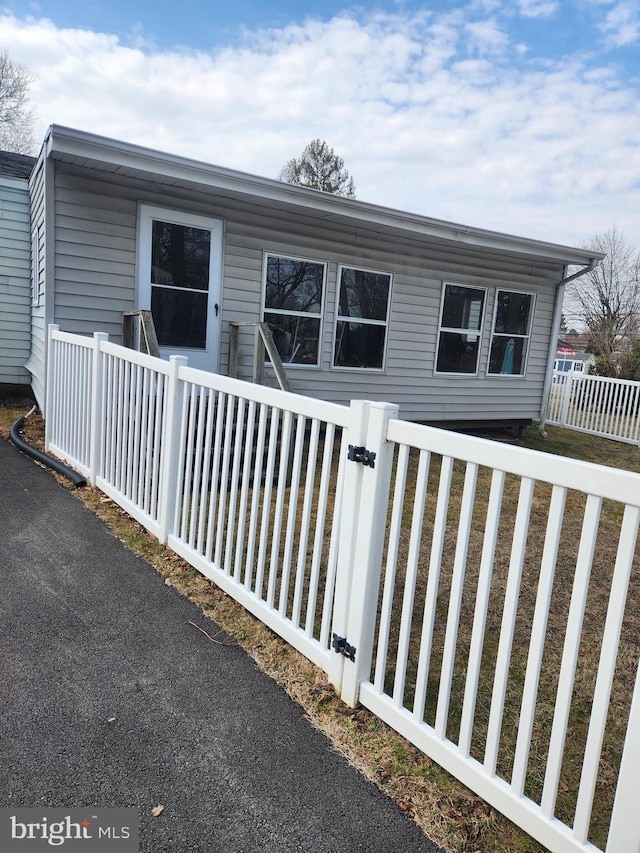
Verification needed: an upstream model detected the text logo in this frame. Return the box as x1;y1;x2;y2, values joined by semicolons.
0;809;139;851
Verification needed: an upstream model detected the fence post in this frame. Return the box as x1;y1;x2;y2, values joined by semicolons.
330;400;399;707
88;332;108;486
328;400;370;695
605;657;640;852
45;324;60;448
157;355;188;545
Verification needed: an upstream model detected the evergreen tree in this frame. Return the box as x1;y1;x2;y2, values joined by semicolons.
278;139;356;198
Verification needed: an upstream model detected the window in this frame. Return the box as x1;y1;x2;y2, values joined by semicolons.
436;283;486;374
333;266;392;370
263;254;325;366
488;290;534;376
554;358;583;373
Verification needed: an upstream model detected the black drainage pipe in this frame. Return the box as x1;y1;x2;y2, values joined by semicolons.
10;416;87;488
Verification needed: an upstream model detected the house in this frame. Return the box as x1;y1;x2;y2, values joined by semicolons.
555;337;596;373
0;150;37;389
7;125;604;426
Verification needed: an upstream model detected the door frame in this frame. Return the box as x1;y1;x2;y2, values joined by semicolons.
136;203;224;372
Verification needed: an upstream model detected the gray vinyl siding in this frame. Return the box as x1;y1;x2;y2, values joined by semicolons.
0;177;31;384
26;158;46;408
49;163;562;422
53;175;137;338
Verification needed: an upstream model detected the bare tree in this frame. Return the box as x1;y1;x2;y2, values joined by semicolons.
278;139;356;198
566;227;640;365
0;50;37;154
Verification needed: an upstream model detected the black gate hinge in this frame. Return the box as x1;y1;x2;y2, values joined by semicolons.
347;445;376;468
332;633;356;662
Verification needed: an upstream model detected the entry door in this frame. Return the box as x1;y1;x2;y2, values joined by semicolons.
137;204;223;372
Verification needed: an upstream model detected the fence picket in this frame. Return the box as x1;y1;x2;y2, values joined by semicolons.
485;476;535;776
395;449;431;709
573;505;640;842
244;402;267;589
512;484;567;796
279;413;306;616
292;417;320;627
541;494;602;819
459;468;505;756
234;399;256;583
224;396;246;576
374;443;409;693
412;453;452;721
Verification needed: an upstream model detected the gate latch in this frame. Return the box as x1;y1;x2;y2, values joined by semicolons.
332;633;356;662
347;445;376;468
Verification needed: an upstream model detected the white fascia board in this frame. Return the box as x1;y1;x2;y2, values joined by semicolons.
45;124;603;266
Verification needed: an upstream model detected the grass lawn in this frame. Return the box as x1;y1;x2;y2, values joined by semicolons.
1;395;638;853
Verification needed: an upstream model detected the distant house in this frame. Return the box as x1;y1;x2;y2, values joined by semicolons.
555;337;595;373
1;125;604;427
0;150;37;388
554;351;595;373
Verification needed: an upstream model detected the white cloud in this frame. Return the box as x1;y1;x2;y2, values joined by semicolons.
464;18;509;54
599;1;640;46
516;0;559;18
1;10;639;247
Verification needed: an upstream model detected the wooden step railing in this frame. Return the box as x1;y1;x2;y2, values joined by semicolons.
122;311;160;358
228;321;291;392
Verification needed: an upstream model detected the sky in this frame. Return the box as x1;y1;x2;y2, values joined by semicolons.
2;0;639;247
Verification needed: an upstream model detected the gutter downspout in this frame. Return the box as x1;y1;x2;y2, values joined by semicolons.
538;257;600;437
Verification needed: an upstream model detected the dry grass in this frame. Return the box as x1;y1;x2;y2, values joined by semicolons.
2;396;638;853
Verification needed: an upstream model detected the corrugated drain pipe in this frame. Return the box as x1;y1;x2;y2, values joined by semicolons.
10;407;87;488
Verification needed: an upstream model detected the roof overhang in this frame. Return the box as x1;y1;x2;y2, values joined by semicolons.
42;124;603;267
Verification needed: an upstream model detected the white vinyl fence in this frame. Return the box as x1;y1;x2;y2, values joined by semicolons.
45;326;640;853
547;371;640;444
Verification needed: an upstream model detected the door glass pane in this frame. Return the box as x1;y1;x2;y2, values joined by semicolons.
151;221;211;291
151;287;208;348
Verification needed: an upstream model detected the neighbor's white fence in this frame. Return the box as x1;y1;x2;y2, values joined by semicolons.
45;326;640;853
547;371;640;444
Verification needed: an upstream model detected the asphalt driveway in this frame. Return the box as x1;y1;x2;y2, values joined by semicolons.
0;436;441;853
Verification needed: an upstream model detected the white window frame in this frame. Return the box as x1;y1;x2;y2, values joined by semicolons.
434;281;487;377
486;289;535;378
332;264;393;372
261;252;326;369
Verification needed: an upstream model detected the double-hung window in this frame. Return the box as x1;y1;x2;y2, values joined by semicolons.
263;254;325;366
436;283;486;374
488;290;534;376
333;266;392;370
